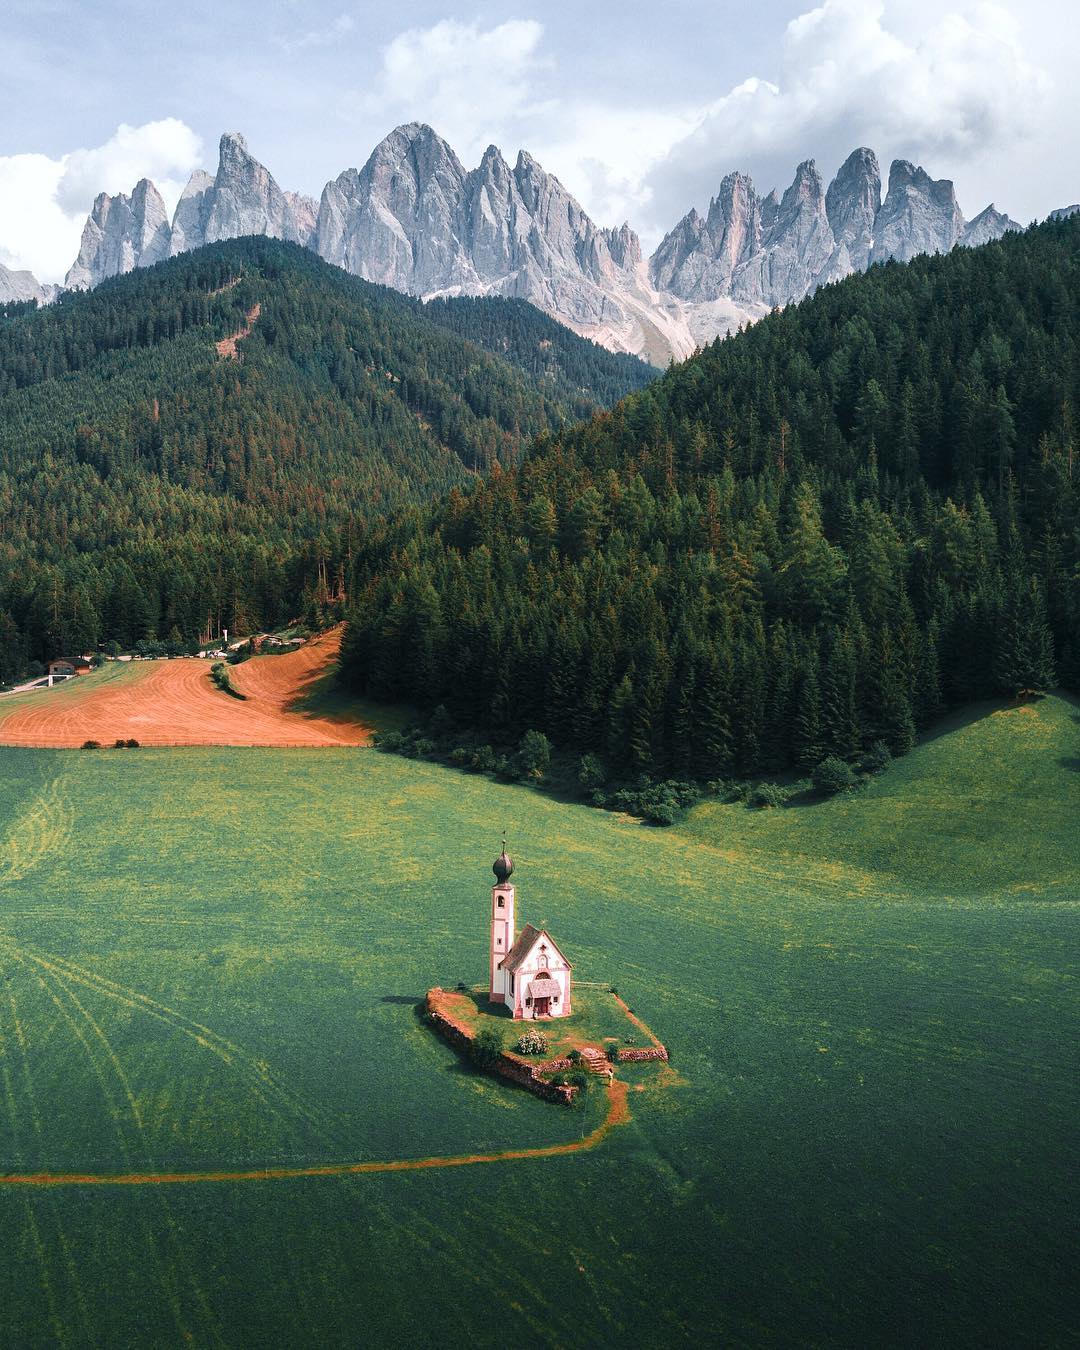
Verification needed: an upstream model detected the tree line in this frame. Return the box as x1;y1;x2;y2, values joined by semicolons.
341;215;1079;784
0;238;652;681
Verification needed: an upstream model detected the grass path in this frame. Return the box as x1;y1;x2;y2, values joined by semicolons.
0;1080;630;1188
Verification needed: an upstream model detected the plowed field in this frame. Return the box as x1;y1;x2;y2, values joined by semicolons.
0;629;370;747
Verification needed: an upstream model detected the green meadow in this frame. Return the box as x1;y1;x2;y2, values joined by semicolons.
0;696;1077;1346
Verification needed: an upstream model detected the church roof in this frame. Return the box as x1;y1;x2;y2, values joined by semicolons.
499;923;572;973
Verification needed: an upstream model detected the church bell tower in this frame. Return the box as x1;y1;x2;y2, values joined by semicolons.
489;844;516;1003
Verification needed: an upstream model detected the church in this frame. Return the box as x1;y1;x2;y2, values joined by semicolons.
488;845;572;1020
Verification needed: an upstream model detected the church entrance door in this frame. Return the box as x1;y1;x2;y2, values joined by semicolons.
534;997;550;1017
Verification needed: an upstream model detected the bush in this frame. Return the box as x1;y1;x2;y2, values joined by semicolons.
812;756;858;795
82;740;101;749
114;738;127;749
860;740;893;775
210;662;246;699
125;739;140;748
374;730;403;752
516;729;552;780
470;1026;504;1069
750;782;789;809
515;1030;549;1056
578;753;605;794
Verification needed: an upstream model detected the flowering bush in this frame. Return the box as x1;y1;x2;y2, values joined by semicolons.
516;1030;549;1056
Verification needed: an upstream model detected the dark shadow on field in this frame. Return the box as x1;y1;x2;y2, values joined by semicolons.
913;698;1013;747
1059;756;1080;772
380;994;422;1005
459;990;514;1019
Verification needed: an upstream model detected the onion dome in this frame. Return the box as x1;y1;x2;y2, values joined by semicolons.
493;845;514;882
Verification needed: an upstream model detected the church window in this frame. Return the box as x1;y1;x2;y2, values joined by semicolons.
497;897;504;908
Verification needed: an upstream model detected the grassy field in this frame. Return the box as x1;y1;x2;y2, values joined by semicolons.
0;696;1076;1346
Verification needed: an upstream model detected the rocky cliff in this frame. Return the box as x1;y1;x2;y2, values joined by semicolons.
61;125;1034;360
0;262;59;306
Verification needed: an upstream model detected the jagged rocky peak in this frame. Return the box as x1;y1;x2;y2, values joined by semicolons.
650;171;760;300
825;147;881;271
0;262;58;306
960;204;1022;248
1049;204;1079;221
316;122;472;290
871;159;965;264
203;130;313;247
65;178;170;290
169;170;214;256
602;222;641;272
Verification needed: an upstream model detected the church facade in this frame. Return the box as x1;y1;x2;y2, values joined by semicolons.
488;847;572;1020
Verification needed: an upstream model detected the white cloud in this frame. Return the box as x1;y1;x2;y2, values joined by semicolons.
277;12;355;54
342;19;552;164
0;119;202;284
643;0;1052;230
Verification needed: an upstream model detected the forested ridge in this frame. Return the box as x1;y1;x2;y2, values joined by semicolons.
0;237;654;679
342;215;1080;785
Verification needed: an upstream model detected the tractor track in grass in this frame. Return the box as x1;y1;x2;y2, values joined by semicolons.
0;1079;630;1188
0;629;371;748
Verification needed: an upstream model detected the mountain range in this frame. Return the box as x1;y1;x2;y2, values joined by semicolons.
9;126;1077;361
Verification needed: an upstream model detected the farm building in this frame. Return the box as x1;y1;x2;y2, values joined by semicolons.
47;657;91;685
488;847;572;1019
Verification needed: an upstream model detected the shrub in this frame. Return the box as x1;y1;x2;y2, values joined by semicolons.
114;738;128;749
515;1030;549;1056
812;756;858;795
82;740;101;749
470;745;496;773
374;730;403;752
642;798;677;826
470;1026;504;1069
516;729;552;780
210;662;246;700
605;1044;619;1062
125;738;140;748
578;753;606;794
750;782;789;809
567;1048;582;1065
860;740;893;775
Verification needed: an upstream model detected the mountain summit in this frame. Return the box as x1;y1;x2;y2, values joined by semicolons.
60;126;1027;360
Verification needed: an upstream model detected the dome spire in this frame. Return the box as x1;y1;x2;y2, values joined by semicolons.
493;840;514;883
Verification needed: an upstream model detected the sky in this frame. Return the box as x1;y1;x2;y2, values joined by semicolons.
2;0;1076;283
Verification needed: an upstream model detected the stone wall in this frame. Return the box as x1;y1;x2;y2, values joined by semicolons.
615;1045;668;1063
425;990;578;1105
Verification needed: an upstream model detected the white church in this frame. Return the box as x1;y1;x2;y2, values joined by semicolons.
488;845;572;1020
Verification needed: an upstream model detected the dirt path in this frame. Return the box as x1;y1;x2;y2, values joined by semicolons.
216;301;260;358
0;630;371;748
0;1080;630;1188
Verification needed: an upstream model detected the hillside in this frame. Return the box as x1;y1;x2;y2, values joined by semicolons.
0;688;1074;1344
0;238;654;679
342;216;1080;784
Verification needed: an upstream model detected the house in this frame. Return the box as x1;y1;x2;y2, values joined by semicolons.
47;657;91;686
488;846;572;1019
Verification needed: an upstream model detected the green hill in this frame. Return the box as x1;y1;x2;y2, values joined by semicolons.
0;238;654;677
343;216;1080;786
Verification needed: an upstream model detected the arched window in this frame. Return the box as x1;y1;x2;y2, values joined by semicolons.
496;896;504;908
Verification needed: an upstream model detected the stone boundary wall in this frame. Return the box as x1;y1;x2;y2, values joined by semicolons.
615;1046;668;1063
425;991;578;1105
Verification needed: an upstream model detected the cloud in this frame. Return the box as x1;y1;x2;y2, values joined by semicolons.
0;120;202;284
342;18;551;164
643;0;1052;231
276;12;355;54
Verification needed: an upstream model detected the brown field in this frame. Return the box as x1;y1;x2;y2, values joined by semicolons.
0;629;371;747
